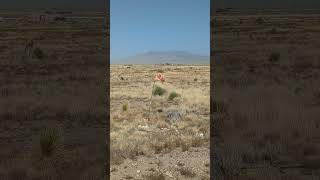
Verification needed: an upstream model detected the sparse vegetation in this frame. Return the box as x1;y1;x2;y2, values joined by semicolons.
0;10;106;179
122;102;128;111
143;172;166;180
153;85;166;96
40;128;60;157
33;47;45;59
255;17;265;24
269;27;278;34
212;100;228;114
168;91;179;101
111;65;209;179
178;167;196;177
213;11;320;179
268;52;280;63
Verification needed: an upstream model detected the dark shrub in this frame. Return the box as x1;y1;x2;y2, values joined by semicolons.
153;86;166;96
33;48;45;59
168;91;179;101
269;52;280;63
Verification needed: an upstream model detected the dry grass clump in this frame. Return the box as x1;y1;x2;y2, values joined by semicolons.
178;167;196;177
142;171;166;180
149;131;182;154
39;128;61;157
110;129;150;165
33;47;45;59
122;102;128;111
268;52;280;63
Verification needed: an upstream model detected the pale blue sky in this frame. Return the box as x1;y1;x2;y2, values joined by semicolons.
111;0;210;60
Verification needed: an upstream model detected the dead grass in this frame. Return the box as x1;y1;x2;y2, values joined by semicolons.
110;65;210;178
0;10;107;179
213;11;320;179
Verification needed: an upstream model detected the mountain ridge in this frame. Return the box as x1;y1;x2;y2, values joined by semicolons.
111;51;209;65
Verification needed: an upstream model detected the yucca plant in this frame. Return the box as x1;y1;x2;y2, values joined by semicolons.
148;73;166;120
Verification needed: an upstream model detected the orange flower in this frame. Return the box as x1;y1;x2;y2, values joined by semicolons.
154;73;165;83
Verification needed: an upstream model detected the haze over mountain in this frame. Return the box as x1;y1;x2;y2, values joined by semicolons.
111;51;209;65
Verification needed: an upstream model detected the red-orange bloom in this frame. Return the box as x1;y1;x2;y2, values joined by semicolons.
154;73;165;83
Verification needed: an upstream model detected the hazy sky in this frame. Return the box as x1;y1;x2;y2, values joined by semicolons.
0;0;108;9
111;0;210;60
214;0;320;9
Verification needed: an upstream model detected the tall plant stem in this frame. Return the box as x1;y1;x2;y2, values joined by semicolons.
147;80;156;121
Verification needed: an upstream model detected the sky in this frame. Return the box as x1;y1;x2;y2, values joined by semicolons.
111;0;210;60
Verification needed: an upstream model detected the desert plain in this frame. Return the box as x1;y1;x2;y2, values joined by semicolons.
110;64;210;179
212;9;320;179
0;10;108;179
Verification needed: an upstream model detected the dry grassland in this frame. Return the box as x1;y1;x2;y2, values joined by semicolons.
0;10;107;179
110;65;210;179
212;10;320;179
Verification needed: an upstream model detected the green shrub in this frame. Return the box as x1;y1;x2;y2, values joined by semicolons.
33;48;45;59
153;86;166;96
122;102;128;111
168;91;179;101
40;128;60;157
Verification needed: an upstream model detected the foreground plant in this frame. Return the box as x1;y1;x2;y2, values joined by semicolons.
40;128;60;157
168;91;179;101
148;73;165;121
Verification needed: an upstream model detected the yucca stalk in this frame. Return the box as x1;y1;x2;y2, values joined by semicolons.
147;80;156;121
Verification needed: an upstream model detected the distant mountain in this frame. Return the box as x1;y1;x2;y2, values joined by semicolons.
111;51;209;65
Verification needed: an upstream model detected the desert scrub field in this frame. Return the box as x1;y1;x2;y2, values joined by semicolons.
110;65;210;179
212;10;320;179
0;10;107;179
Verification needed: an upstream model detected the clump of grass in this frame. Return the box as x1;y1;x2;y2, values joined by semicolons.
8;167;27;180
269;27;278;34
255;17;265;24
168;91;179;101
33;48;45;59
268;52;280;63
178;167;196;177
153;86;166;96
40;128;60;157
194;78;198;82
122;102;128;111
212;100;228;114
143;172;166;180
